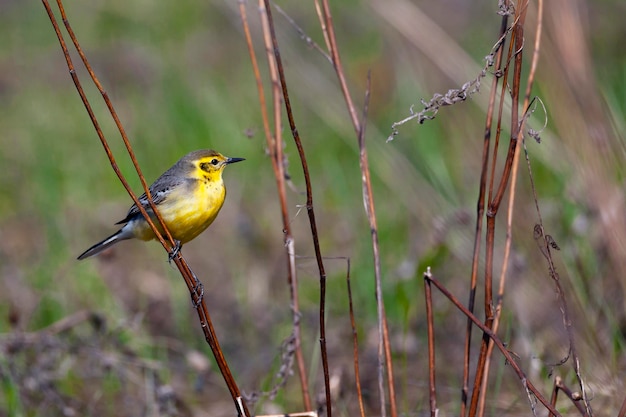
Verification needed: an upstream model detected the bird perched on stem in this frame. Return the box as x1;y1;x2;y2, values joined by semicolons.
77;149;244;260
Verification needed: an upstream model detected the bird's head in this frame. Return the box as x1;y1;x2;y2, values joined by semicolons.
185;149;245;180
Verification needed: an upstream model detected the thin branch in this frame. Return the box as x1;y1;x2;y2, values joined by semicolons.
549;376;560;417
273;3;332;63
345;259;366;417
462;13;509;417
424;270;562;417
554;377;588;416
315;2;397;416
317;0;361;135
516;2;590;414
478;2;544;416
424;269;437;417
239;0;312;408
262;1;331;415
355;70;390;417
468;3;529;416
42;2;250;415
53;0;177;256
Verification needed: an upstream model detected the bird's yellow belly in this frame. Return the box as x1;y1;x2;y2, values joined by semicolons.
132;180;226;244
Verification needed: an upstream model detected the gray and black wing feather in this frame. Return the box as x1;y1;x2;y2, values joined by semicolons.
115;170;187;225
77;157;196;260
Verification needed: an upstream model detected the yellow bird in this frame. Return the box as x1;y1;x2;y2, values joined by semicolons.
77;149;244;260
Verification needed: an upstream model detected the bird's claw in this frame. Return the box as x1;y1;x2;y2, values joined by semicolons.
168;240;182;263
191;282;204;308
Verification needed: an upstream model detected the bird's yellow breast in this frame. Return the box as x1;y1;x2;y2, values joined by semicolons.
132;176;226;244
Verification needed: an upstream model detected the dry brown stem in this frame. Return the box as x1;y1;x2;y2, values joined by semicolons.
424;271;562;417
260;1;332;414
238;0;312;409
42;1;250;415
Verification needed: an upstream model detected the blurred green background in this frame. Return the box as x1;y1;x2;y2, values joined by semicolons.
1;0;624;415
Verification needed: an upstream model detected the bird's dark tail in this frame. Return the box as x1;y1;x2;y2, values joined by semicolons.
77;229;132;260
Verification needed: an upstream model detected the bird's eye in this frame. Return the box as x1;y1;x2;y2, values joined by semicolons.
211;158;219;165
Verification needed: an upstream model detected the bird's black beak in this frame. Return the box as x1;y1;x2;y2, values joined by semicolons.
227;157;245;164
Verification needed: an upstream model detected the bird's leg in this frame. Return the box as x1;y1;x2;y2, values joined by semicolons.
165;242;204;307
168;240;182;264
191;282;205;308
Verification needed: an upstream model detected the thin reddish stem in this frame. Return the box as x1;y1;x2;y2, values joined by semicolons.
262;1;331;415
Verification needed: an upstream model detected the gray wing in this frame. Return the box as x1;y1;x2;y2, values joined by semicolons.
114;171;186;225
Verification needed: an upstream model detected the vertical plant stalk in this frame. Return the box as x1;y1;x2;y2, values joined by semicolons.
48;0;172;253
549;377;559;417
42;2;250;416
314;2;397;416
468;2;529;417
238;0;312;409
552;377;588;416
355;72;394;417
461;14;509;417
345;259;367;417
261;1;332;415
423;268;437;417
477;2;544;416
315;0;361;131
525;151;590;417
518;18;591;413
423;273;562;417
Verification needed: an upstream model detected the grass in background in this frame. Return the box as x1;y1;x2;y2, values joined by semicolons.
0;0;624;415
